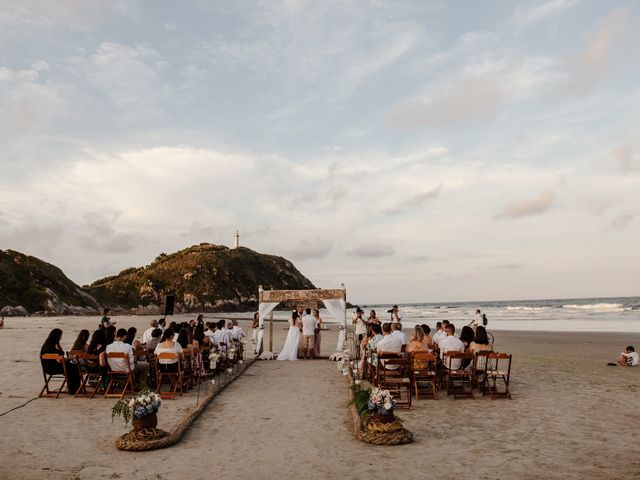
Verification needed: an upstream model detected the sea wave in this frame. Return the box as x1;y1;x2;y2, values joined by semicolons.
562;303;628;311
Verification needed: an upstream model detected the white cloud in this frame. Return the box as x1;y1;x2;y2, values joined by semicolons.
496;191;556;219
346;244;395;259
511;0;581;26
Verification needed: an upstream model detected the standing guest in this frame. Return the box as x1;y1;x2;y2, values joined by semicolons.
375;322;403;370
145;328;162;354
124;327;142;349
71;329;90;353
40;328;80;393
106;328;149;386
301;308;316;359
406;326;430;354
142;319;158;344
196;314;204;326
154;329;183;373
367;310;381;325
352;308;367;343
313;309;323;357
440;324;465;369
391;322;407;346
614;346;640;366
100;308;117;329
388;305;402;323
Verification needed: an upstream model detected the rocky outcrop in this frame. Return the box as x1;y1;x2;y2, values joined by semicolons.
0;250;102;316
86;243;315;313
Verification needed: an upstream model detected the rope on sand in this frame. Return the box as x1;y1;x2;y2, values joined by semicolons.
347;381;414;446
115;358;256;451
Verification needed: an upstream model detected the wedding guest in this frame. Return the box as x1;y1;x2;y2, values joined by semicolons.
470;326;492;354
142;319;159;344
352;307;367;343
367;310;381;325
88;329;107;356
440;324;465;369
420;324;433;346
366;323;384;366
313;309;323;357
205;322;216;342
177;329;194;355
124;327;142;349
376;322;403;370
154;329;183;373
105;325;116;346
100;307;117;329
231;319;246;342
145;328;162;354
391;322;407;346
459;326;475;350
406;326;430;354
158;318;167;331
70;329;90;353
193;323;205;345
431;322;445;345
40;328;80;393
106;328;149;386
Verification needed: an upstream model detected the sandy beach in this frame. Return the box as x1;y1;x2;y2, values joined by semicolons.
1;315;640;480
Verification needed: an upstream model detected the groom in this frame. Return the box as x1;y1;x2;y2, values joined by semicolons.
301;308;316;359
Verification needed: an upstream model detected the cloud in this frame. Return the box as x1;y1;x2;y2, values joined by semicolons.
612;145;636;175
288;238;333;260
79;212;141;253
567;8;633;93
385;184;443;214
610;213;638;231
346;244;395;259
495;191;556;219
487;262;526;270
511;0;581;26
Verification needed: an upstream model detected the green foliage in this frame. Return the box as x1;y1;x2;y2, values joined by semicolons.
348;383;371;414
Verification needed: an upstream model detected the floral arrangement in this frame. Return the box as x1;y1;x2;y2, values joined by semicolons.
209;352;219;370
112;388;161;426
337;358;350;375
227;347;237;361
367;387;396;415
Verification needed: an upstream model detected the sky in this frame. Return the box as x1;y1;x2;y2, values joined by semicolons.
1;0;639;304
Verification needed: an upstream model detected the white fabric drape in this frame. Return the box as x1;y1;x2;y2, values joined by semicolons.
323;297;347;351
256;301;279;354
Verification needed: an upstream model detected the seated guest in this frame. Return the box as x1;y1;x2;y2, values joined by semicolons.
177;329;195;355
105;325;116;346
390;322;407;346
193;323;205;346
204;322;216;342
124;327;142;350
459;326;475;350
406;326;430;354
366;324;384;366
420;324;433;346
106;328;149;386
231;319;246;341
615;346;639;367
70;329;90;353
219;320;233;345
376;322;403;370
142;319;159;344
431;322;445;345
145;328;162;355
88;329;107;356
154;329;183;372
470;326;492;354
40;328;80;393
158;318;167;331
439;324;465;369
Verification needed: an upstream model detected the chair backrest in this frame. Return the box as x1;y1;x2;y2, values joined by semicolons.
106;351;132;372
488;352;512;373
384;357;409;372
41;353;64;361
156;352;182;372
67;349;84;358
443;351;472;370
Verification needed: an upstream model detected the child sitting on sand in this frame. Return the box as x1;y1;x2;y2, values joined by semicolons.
609;346;639;367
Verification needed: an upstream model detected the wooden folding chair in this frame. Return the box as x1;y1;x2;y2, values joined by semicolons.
39;354;68;398
103;352;135;399
74;353;103;398
411;352;437;400
156;353;183;399
375;352;402;387
379;358;412;410
472;349;493;391
182;349;193;390
485;353;512;399
443;351;474;399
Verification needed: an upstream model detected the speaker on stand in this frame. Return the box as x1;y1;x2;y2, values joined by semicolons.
162;294;175;320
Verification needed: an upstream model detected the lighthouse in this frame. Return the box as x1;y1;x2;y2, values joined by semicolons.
233;230;240;249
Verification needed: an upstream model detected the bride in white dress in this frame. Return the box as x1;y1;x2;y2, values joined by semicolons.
277;312;301;361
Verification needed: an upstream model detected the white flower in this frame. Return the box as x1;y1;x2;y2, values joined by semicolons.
384;402;392;411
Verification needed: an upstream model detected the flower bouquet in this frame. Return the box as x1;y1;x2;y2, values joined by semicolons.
112;388;161;431
367;387;396;422
227;347;237;361
209;352;219;370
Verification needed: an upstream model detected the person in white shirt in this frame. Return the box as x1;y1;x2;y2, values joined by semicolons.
431;322;445;345
301;308;317;359
469;309;482;328
352;308;367;340
154;328;184;373
204;322;216;342
375;322;403;370
616;346;640;366
106;328;149;385
390;322;407;346
231;319;246;342
388;305;402;323
439;324;465;370
142;319;159;345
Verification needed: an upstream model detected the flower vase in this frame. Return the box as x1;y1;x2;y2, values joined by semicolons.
133;413;157;432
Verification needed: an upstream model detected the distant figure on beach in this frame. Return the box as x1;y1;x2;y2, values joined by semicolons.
0;317;4;328
277;311;301;361
313;309;323;357
367;309;381;325
610;346;639;367
301;308;316;359
469;309;482;328
352;307;367;343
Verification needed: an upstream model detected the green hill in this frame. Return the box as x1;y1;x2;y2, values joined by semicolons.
86;243;315;312
0;250;101;316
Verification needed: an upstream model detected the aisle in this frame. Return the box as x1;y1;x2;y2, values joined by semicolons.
182;360;358;479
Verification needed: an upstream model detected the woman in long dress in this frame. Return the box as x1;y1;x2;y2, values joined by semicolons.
277;312;301;361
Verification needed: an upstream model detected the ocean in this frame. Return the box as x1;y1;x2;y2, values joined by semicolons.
237;296;640;333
